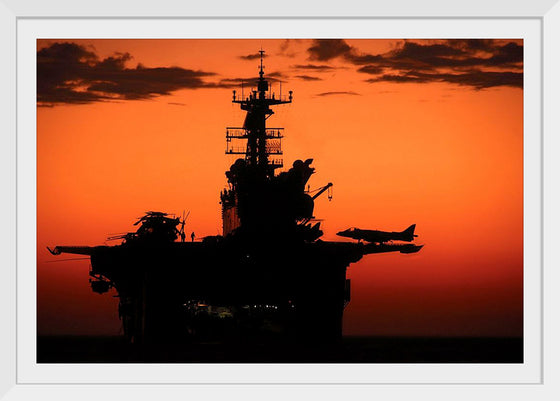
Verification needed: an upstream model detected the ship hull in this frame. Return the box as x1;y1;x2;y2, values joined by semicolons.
89;241;362;343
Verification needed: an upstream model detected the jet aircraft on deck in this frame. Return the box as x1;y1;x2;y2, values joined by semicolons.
336;224;418;244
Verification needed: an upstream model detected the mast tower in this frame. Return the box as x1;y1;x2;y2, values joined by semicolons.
221;50;294;235
226;50;293;174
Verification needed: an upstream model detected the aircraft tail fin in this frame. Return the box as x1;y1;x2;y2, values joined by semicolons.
403;224;417;239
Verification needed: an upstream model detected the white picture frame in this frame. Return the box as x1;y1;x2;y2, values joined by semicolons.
2;0;559;399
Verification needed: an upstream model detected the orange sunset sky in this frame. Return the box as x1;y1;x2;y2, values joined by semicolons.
37;39;523;337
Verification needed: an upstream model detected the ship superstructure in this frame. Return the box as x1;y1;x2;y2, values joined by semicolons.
220;50;328;245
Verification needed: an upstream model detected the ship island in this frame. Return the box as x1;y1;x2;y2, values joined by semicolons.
47;51;423;358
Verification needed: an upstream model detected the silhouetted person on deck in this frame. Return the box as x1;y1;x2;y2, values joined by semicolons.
191;232;195;242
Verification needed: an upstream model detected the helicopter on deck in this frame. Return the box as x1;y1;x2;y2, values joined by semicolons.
106;211;189;244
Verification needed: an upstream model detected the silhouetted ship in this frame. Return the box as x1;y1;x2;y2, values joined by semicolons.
48;51;422;344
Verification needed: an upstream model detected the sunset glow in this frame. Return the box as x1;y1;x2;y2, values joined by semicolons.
37;39;523;337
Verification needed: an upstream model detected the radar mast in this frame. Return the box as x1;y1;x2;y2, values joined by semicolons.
226;49;293;175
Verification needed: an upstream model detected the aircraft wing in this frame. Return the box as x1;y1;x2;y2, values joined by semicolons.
47;246;96;256
362;243;423;255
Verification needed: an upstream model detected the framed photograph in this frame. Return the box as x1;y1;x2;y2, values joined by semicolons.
2;0;559;399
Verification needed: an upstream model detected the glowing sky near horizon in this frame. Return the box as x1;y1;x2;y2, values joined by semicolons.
37;39;523;337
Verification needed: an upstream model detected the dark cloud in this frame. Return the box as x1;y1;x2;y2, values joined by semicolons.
292;64;337;71
277;39;301;58
239;52;268;60
447;39;497;52
295;75;322;81
307;39;523;89
279;40;291;53
357;65;384;75
365;74;433;84
385;41;523;70
366;69;523;90
483;42;523;67
267;71;288;79
308;39;353;61
344;53;384;65
393;42;466;60
316;91;360;97
37;42;230;106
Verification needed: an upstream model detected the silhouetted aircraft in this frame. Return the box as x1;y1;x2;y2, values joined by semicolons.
47;211;189;256
336;224;417;244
